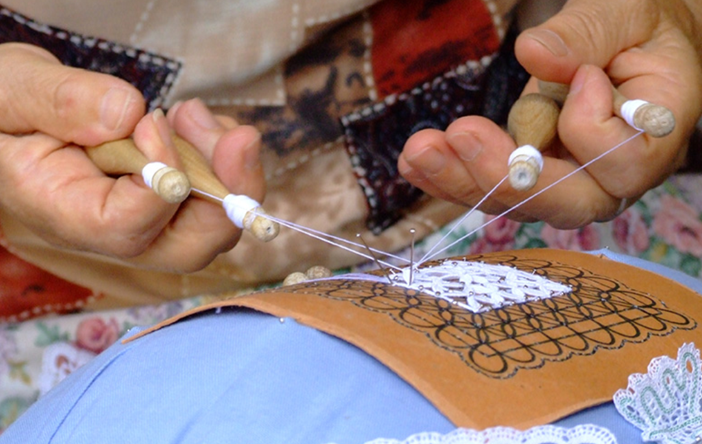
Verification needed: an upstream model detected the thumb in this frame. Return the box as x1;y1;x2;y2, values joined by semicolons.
0;43;145;146
515;0;658;83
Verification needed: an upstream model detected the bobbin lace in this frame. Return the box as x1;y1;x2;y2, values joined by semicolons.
389;260;571;313
355;424;617;444
613;343;702;444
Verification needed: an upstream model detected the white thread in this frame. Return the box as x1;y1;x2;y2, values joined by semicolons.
262;213;407;269
423;131;645;263
620;99;648;131
222;194;260;229
141;162;168;189
508;145;543;172
419;175;509;264
390;260;571;313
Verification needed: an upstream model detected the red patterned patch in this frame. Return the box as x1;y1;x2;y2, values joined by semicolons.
0;246;95;321
369;0;500;97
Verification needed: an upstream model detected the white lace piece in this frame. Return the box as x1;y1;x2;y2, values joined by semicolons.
335;424;617;444
387;260;571;313
613;342;702;444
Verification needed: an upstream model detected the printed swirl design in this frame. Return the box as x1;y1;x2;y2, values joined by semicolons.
272;254;696;378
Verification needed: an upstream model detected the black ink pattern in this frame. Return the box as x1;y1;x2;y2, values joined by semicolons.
271;254;696;379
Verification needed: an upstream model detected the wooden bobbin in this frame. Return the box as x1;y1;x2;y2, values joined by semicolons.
537;80;676;137
86;141;191;204
87;135;279;242
169;135;279;242
283;266;332;286
506;93;560;191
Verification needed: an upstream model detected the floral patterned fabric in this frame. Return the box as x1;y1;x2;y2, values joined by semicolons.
2;174;702;432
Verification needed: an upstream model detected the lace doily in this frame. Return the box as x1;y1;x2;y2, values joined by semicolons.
613;342;702;444
342;424;617;444
388;260;571;313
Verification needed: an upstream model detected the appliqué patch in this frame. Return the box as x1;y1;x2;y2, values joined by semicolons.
341;25;528;233
0;5;181;110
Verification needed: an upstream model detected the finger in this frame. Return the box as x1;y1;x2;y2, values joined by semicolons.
128;99;265;271
401;121;541;222
557;65;679;198
168;98;265;202
0;43;145;146
444;118;621;228
400;126;513;216
515;0;659;82
0;115;179;256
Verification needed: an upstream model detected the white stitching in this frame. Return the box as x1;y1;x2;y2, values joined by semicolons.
1;7;179;68
481;0;506;40
303;0;377;27
204;65;286;108
341;55;495;125
361;13;377;102
342;54;496;222
266;138;342;180
289;2;301;52
0;7;182;109
130;0;158;45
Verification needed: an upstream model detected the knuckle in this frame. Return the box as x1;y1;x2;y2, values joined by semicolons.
560;8;611;54
92;217;155;259
51;71;85;121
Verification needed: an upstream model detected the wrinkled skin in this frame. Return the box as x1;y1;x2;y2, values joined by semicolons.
0;43;265;272
400;0;702;228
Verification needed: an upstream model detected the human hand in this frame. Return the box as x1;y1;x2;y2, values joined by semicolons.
399;0;702;228
0;43;264;271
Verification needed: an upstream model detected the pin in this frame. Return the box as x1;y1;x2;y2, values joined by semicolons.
409;228;417;285
357;234;393;285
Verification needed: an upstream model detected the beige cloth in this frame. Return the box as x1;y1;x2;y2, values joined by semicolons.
0;0;519;309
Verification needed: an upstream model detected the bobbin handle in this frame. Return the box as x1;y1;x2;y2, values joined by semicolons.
86;141;191;204
537;80;676;137
507;93;560;148
90;136;279;242
168;135;279;242
506;93;561;191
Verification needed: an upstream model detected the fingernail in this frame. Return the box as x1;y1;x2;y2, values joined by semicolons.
447;132;483;162
166;100;183;119
243;134;262;171
569;65;591;96
406;145;445;174
186;98;220;130
152;108;173;146
101;88;136;131
525;29;568;57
